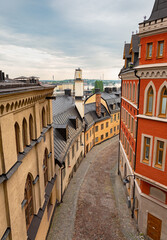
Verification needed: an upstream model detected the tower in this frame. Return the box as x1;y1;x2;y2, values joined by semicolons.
74;68;84;118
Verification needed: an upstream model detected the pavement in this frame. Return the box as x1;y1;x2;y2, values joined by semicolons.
47;136;144;240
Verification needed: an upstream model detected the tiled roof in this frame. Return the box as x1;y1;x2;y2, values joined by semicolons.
146;0;167;22
52;97;83;164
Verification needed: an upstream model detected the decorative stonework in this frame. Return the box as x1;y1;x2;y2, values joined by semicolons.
136;68;167;79
139;17;167;37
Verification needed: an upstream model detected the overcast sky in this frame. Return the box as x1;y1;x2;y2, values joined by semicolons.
0;0;155;80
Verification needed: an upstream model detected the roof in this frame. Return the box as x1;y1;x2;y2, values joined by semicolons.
84;103;111;130
52;97;83;164
131;34;140;53
124;43;131;58
146;0;167;23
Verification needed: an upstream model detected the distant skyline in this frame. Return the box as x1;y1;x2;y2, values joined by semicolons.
0;0;154;80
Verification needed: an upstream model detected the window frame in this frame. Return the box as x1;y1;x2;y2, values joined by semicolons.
159;86;167;117
140;134;153;165
153;137;166;171
146;86;154;115
157;41;164;58
146;42;153;59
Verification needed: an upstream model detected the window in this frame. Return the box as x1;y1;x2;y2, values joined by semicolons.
132;83;135;102
155;140;164;167
24;174;34;230
127;83;129;98
86;133;88;140
117;125;119;130
111;116;113;123
80;134;82;145
106;132;108;137
43;149;48;187
118;113;120;120
15;122;20;154
146;87;153;114
42;107;46;129
159;87;167;116
131;118;134;134
29;115;34;141
127;142;129;156
130;83;132;100
72;145;75;158
22;118;28;148
106;122;109;128
101;135;104;140
114;114;116;121
76;139;79;151
147;43;153;59
101;124;104;130
92;128;94;134
143;137;150;162
95;126;98;132
67;152;70;166
130;148;132;162
110;128;112;134
128;114;130;129
95;137;98;143
157;41;164;58
114;127;116;132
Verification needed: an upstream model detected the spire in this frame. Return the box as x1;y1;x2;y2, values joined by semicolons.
146;0;167;22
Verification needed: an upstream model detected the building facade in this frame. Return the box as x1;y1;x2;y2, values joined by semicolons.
84;88;120;154
0;79;56;240
119;1;167;239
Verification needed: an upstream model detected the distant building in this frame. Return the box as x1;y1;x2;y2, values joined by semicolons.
119;0;167;239
84;88;121;154
0;75;56;240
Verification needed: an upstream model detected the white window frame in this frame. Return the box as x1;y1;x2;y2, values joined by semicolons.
140;133;153;166
143;81;156;116
152;137;166;171
156;81;167;118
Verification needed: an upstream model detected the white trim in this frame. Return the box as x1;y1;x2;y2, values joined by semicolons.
137;114;167;122
152;137;167;171
156;81;167;117
120;141;133;176
143;81;156;116
135;63;167;69
140;134;153;166
122;96;137;109
135;172;167;191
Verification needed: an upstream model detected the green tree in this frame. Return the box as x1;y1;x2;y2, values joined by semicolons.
92;80;104;93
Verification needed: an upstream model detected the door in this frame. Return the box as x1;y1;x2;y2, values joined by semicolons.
147;213;162;240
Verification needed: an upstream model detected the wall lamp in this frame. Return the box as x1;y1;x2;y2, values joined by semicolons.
123;174;134;185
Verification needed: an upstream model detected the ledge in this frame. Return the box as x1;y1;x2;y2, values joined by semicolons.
137;114;167;123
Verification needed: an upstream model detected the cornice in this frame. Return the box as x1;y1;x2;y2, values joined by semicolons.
135;64;167;79
120;70;138;80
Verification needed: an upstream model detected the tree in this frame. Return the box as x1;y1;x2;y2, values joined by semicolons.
92;80;104;93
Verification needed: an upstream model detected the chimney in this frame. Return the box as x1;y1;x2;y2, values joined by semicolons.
6;74;9;79
74;68;84;118
95;89;101;117
64;89;71;96
0;71;5;82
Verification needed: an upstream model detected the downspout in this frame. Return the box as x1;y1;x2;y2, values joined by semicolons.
118;74;123;175
61;163;65;203
131;69;140;218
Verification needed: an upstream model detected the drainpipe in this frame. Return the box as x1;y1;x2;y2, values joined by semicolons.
118;74;123;175
61;163;65;203
131;69;140;218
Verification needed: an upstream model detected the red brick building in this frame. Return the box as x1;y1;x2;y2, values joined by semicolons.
119;0;167;239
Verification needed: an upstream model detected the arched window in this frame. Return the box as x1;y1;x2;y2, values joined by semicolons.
130;83;132;100
22;118;28;148
133;83;135;102
24;174;34;230
136;83;139;104
42;107;46;129
15;122;20;154
125;83;126;97
159;87;167;116
29;115;34;141
43;149;48;187
146;87;154;114
127;83;129;98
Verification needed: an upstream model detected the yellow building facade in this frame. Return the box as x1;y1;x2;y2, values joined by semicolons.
84;90;120;154
0;82;56;240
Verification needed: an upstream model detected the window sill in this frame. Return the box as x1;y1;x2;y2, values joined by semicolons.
142;159;149;165
145;113;153;116
154;164;163;170
156;56;163;59
158;114;166;118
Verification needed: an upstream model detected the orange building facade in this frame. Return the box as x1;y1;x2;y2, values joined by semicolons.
119;1;167;239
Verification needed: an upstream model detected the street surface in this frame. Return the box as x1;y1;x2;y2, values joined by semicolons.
47;136;144;240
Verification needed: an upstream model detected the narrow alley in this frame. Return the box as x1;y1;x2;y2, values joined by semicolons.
47;136;143;240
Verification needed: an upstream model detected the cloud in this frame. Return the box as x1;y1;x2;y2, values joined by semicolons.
0;0;155;80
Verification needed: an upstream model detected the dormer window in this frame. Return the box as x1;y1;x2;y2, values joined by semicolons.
157;41;164;58
147;43;153;59
55;124;69;141
69;116;78;129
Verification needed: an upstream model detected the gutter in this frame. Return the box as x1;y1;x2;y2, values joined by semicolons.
131;69;140;218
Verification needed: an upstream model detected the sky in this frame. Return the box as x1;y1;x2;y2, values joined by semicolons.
0;0;155;80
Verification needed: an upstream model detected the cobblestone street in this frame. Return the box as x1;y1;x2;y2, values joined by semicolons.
47;136;143;240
